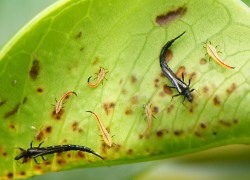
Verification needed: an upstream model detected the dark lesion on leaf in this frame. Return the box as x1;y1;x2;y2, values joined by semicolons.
0;99;7;107
75;31;82;38
51;109;64;120
29;59;40;80
4;103;20;118
156;7;187;26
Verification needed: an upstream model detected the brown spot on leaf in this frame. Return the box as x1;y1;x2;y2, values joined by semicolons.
200;123;207;129
19;171;25;176
156;129;168;137
75;31;82;38
174;129;184;136
152;106;159;113
37;87;43;93
80;47;84;51
203;86;209;94
0;99;7;107
4;103;20;118
200;58;207;65
114;144;121;152
3;152;7;157
131;75;138;84
167;104;174;113
127;149;133;155
103;102;116;115
77;151;85;159
57;158;66;165
233;118;238;124
9;123;15;130
72;121;79;132
194;131;201;137
121;89;127;95
22;97;27;104
35;131;44;141
125;108;133;115
213;95;221;106
45;126;52;133
175;66;185;80
226;83;237;94
156;7;187;26
154;78;160;88
92;57;100;65
163;84;173;95
219;120;231;127
7;172;13;179
51;109;64;120
189;71;196;80
29;60;40;80
130;96;139;104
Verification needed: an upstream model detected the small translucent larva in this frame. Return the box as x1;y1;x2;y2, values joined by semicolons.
86;111;112;147
87;67;108;88
55;91;77;114
205;42;235;69
141;104;154;138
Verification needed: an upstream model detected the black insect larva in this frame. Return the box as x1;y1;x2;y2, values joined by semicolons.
15;142;103;164
159;31;194;102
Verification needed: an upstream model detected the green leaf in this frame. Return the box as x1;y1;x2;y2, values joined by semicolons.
1;0;250;179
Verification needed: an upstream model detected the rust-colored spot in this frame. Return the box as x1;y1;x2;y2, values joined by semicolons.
226;83;237;94
29;60;40;80
9;123;15;130
121;89;127;95
156;7;187;26
19;171;25;176
0;99;7;107
22;97;27;104
213;95;221;106
36;131;44;141
92;57;100;65
51;109;64;120
114;144;121;152
167;104;174;113
7;172;13;179
80;47;84;51
44;161;51;165
72;121;79;132
154;78;160;88
103;102;116;116
130;96;139;104
3;152;7;157
194;131;201;137
45;126;52;133
219;120;231;127
125;108;133;115
174;129;183;136
57;159;66;165
189;106;194;113
202;86;209;94
127;149;133;155
37;87;43;93
156;129;168;137
101;142;108;154
34;165;42;171
67;153;71;158
165;50;173;63
233;118;238;124
163;84;173;95
131;75;138;84
75;31;82;38
200;123;206;129
4;103;20;118
175;66;185;80
189;71;196;80
153;106;159;113
200;58;207;65
77;151;85;159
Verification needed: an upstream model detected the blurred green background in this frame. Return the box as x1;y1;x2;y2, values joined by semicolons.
1;1;250;180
